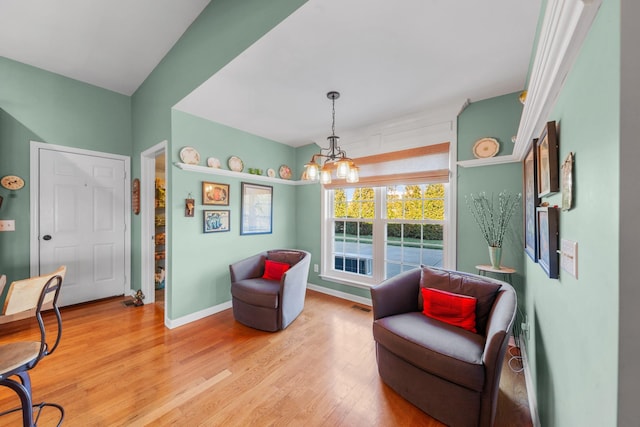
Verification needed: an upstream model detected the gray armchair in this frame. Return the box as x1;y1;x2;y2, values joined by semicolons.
370;266;517;427
229;249;311;332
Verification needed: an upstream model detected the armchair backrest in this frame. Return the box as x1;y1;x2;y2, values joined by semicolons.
266;250;307;267
2;266;66;366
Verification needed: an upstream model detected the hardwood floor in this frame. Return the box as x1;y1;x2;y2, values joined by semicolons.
0;290;531;426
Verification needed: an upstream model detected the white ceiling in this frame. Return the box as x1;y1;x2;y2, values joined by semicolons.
0;0;210;95
0;0;541;148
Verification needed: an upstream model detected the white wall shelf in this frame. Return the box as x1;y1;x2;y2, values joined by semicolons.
457;154;519;168
174;162;315;186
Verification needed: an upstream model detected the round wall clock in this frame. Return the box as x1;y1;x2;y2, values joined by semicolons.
1;175;25;190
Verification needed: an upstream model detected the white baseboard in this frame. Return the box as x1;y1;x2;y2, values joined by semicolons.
165;301;232;329
306;282;372;306
519;338;541;427
162;283;369;329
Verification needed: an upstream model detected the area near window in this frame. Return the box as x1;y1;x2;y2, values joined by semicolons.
320;143;451;288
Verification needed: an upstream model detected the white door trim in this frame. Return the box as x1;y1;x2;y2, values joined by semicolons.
141;141;167;314
29;141;131;292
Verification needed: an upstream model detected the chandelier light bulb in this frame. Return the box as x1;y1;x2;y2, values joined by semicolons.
335;159;350;178
305;161;320;181
320;167;333;184
346;166;360;183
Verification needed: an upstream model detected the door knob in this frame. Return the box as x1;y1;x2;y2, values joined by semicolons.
43;235;52;241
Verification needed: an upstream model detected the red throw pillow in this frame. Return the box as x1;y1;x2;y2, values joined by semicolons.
262;260;291;281
421;287;477;333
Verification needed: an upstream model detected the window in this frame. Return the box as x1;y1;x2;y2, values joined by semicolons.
322;183;449;287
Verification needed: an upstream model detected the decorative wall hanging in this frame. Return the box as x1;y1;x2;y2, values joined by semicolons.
241;182;273;235
204;210;230;233
472;137;500;159
536;206;559;279
536;121;559;197
185;197;195;217
202;181;229;206
561;152;574;211
523;141;540;262
132;178;140;215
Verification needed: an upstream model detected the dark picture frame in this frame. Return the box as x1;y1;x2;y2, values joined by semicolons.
523;140;540;262
203;210;230;233
536;206;559;278
536;121;559;197
202;181;229;206
240;182;273;235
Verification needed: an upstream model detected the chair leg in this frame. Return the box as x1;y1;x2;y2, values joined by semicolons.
0;377;34;427
15;372;32;396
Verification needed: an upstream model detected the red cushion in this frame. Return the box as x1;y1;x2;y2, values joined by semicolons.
421;287;477;333
262;260;290;281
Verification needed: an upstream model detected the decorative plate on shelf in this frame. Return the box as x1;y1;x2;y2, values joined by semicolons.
267;168;276;178
228;156;244;172
279;165;292;180
472;138;500;159
207;157;221;168
179;146;200;165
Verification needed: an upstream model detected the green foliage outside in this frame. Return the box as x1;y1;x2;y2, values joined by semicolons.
333;184;445;242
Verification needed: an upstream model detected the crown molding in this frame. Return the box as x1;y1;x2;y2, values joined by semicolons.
513;0;603;160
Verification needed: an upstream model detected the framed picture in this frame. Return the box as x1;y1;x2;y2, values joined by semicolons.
241;182;273;235
202;181;229;206
536;206;559;278
523;140;540;262
536;121;559;197
561;152;574;211
203;210;230;233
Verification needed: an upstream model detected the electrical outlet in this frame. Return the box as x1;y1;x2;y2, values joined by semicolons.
0;220;15;232
313;264;319;273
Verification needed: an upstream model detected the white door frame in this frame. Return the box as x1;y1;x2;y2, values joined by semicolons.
141;141;167;309
29;141;131;290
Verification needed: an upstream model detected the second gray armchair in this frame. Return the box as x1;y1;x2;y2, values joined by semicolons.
229;249;311;332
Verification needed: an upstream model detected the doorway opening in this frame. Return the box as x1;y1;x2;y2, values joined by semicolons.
154;152;166;308
141;141;167;318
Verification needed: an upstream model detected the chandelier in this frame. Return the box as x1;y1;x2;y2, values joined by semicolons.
303;91;359;184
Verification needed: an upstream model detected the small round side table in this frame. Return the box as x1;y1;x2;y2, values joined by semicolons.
475;265;516;284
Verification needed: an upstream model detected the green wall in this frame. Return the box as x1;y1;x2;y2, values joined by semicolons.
523;0;620;424
456;93;525;287
129;0;308;320
0;57;132;284
169;110;299;317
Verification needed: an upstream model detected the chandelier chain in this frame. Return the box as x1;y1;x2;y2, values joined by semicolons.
331;96;336;137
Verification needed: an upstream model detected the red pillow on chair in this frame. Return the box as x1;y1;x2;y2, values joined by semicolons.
421;287;477;333
262;260;291;281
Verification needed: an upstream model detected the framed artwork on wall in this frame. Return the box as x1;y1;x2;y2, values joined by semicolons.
561;152;574;211
523;140;540;262
536;206;559;278
536;121;559;197
202;181;229;206
241;182;273;235
203;210;230;233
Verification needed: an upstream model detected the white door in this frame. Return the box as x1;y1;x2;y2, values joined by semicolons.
38;148;127;306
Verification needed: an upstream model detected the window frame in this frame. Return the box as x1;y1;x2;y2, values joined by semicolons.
320;183;452;288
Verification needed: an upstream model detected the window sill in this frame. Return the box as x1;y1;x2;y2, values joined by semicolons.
319;274;375;290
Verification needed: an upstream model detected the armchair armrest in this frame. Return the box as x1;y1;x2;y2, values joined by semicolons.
281;253;311;293
481;284;517;424
229;253;267;282
370;268;422;320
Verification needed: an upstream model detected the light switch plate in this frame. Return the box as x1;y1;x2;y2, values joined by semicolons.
560;238;577;278
0;220;15;232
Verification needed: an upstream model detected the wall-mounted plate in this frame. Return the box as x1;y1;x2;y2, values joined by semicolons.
472;138;500;158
